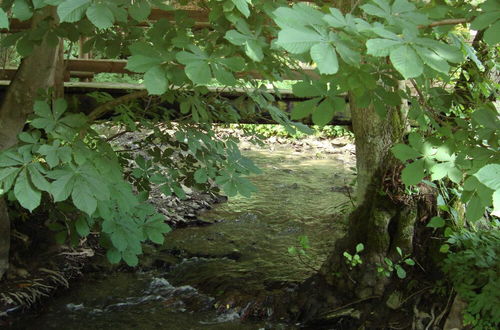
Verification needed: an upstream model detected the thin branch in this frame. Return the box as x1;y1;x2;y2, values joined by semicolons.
349;0;362;14
320;295;380;318
418;18;470;29
105;130;130;142
409;79;447;127
88;90;148;121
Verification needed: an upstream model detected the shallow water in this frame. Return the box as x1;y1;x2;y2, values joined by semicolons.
11;142;355;329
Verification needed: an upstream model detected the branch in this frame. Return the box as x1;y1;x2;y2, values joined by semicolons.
409;79;447;127
418;18;470;29
88;90;148;121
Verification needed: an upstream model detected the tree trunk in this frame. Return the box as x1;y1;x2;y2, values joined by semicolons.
294;95;418;324
0;7;61;280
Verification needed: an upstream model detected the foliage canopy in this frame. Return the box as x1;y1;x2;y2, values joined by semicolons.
0;0;498;324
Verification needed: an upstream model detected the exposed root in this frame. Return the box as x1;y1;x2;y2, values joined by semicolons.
0;250;89;318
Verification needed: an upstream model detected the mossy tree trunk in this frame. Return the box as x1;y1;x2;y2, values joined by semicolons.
294;95;419;324
0;7;61;279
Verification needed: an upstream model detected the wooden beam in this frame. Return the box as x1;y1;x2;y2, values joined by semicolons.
64;59;319;80
3;8;211;32
0;80;351;125
2;1;318;32
66;59;130;74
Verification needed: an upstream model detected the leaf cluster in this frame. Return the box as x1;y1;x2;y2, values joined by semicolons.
0;99;171;266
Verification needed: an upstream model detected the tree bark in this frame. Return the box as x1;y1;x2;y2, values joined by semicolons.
0;7;61;280
294;95;418;325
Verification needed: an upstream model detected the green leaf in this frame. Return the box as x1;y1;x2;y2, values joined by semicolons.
466;194;484;222
212;64;236;86
474;164;500;190
0;9;8;30
312;98;335;126
483;20;500;45
473;108;500;130
110;227;129;252
310;43;338;75
395;265;406;279
0;167;21;192
390;45;423;78
219;57;245;71
401;159;425;185
231;0;250;18
273;3;324;28
126;54;163;73
244;39;264;62
184;60;212;85
323;8;347;28
361;3;389;18
334;41;361;67
12;0;33;21
122;250;139;266
366;38;402;57
471;11;499;30
53;98;68;120
431;162;451;181
225;30;247;45
291;98;320;120
129;0;151;22
427;216;445;228
86;3;115;29
144;215;170;244
492;190;500;217
72;179;97;216
292;82;326;98
75;216;90;237
57;0;91;23
32;0;48;10
414;38;463;63
144;66;168;95
276;27;323;54
14;169;41;212
106;248;121;264
415;46;450;73
223;181;238;197
194;168;208;183
439;244;449;253
34;100;52;118
392;144;421;162
50;170;76;202
27;164;51;192
356;243;364;253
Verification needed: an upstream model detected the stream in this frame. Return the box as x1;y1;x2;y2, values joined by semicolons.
11;140;356;329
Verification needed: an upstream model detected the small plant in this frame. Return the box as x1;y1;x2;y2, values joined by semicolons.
343;243;364;269
288;236;320;272
377;247;415;279
443;225;500;329
288;235;311;256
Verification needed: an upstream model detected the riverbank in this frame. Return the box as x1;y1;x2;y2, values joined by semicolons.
1;129;356;327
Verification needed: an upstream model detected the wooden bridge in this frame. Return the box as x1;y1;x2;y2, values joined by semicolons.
0;61;351;125
0;3;351;125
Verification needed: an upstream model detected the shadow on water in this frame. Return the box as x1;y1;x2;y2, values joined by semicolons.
12;142;356;329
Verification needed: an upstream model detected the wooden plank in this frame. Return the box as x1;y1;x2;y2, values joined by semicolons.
0;68;93;80
64;59;319;80
2;1;319;32
0;80;351;125
66;59;130;74
0;80;298;97
3;8;211;32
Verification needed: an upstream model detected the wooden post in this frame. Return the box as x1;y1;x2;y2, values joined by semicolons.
78;37;93;82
